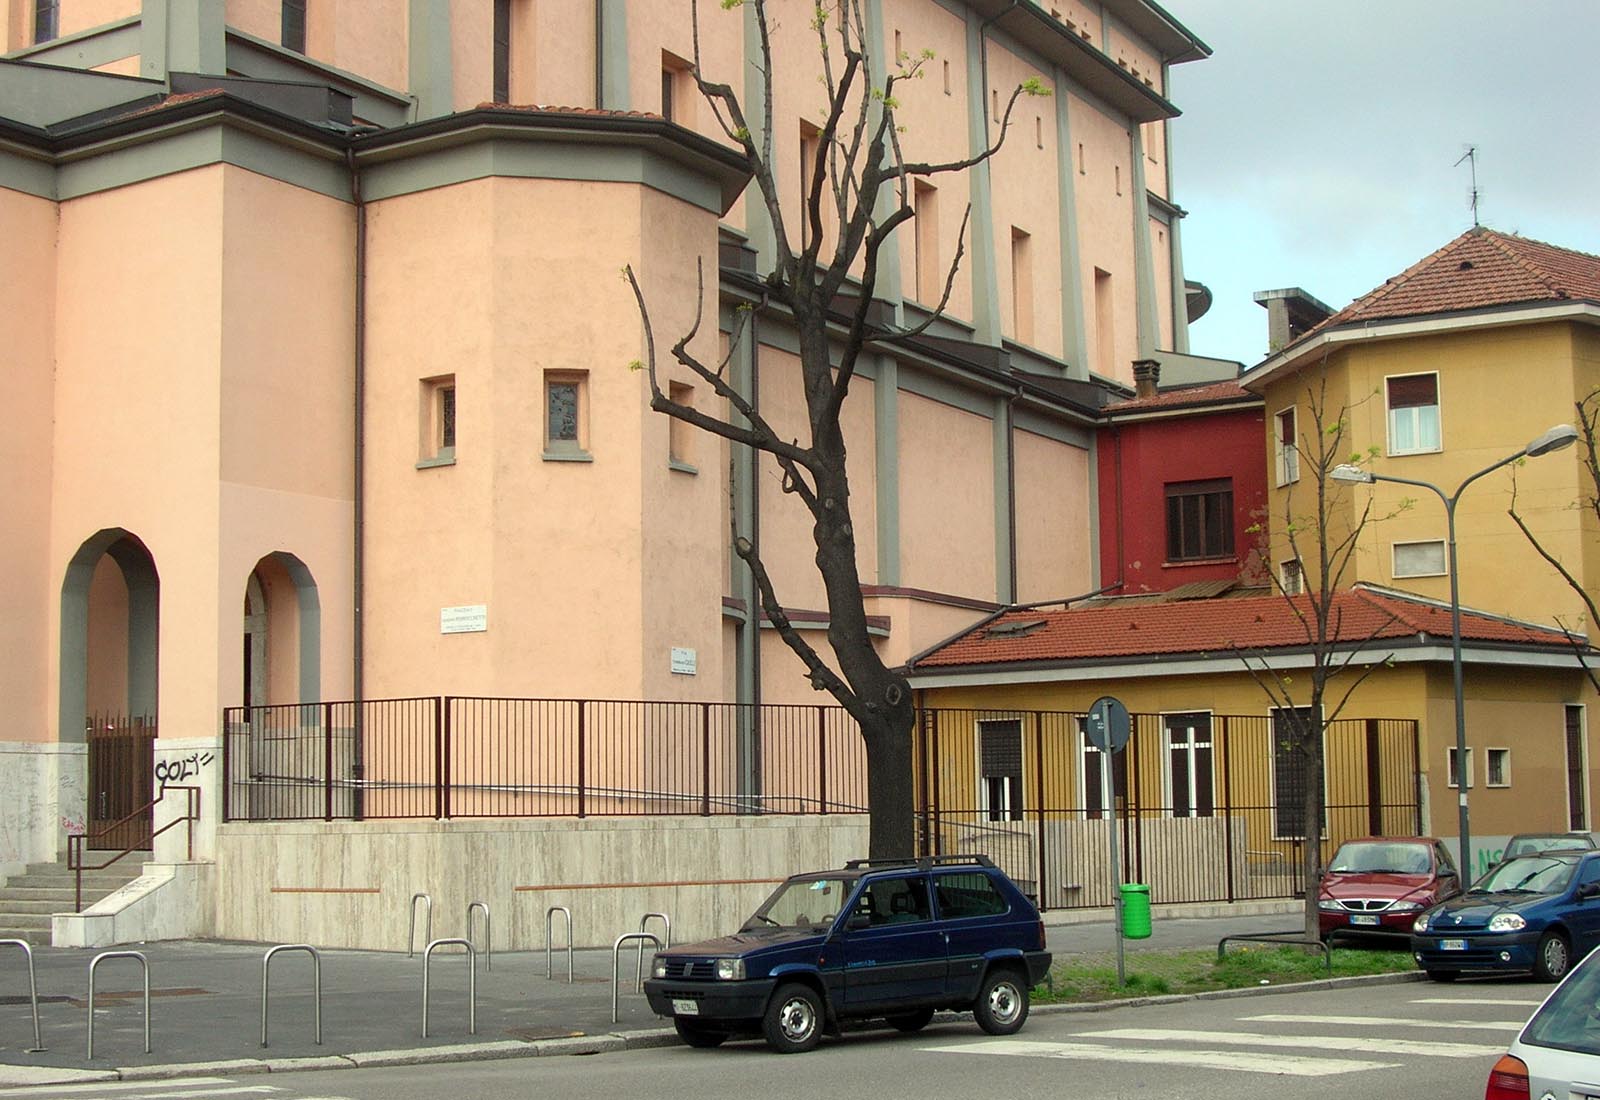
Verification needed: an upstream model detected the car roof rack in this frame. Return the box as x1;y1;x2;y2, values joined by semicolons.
843;854;996;871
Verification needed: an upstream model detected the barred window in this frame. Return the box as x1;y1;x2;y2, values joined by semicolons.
1165;479;1234;562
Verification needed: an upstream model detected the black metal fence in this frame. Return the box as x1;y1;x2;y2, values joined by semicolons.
221;697;867;823
917;709;1421;909
220;698;1419;911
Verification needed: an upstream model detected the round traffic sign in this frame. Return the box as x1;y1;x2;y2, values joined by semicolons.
1086;696;1130;753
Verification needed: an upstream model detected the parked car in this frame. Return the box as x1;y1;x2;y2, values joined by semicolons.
1500;832;1598;862
641;854;1051;1053
1412;849;1600;982
1486;939;1600;1098
1316;837;1462;943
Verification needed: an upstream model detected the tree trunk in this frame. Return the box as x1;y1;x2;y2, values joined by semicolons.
1302;726;1324;942
862;703;916;859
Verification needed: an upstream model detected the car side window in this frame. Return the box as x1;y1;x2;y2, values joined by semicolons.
934;872;1008;919
1577;860;1600;888
854;876;931;926
1434;843;1457;876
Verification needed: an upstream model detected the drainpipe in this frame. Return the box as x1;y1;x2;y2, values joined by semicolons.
346;147;368;819
1005;389;1019;603
594;3;604;108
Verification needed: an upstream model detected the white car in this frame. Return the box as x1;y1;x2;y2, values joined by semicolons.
1490;947;1600;1098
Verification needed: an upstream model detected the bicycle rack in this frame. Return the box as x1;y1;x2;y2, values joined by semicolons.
421;938;477;1038
260;944;323;1048
635;912;670;989
87;950;150;1060
467;901;492;972
545;906;573;983
408;892;432;957
0;939;44;1052
611;932;661;1024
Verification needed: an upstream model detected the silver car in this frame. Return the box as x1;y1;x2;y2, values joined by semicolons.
1492;947;1600;1098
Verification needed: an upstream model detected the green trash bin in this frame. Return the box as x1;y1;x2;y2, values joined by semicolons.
1120;882;1152;939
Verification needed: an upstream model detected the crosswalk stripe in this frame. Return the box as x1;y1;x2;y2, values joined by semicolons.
1410;997;1543;1007
0;1080;238;1098
1081;1027;1505;1058
145;1087;284;1099
1246;1013;1523;1031
923;1039;1399;1077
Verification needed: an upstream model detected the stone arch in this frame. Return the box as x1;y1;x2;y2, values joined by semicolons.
242;551;321;706
59;529;160;743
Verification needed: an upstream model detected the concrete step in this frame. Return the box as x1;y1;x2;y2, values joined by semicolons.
0;929;49;946
0;914;49;931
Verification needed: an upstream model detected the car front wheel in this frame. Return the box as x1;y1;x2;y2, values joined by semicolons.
973;967;1030;1035
1534;930;1573;982
763;983;823;1053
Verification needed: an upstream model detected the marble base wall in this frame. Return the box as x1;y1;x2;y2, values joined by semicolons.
0;740;86;877
213;815;872;950
52;861;216;947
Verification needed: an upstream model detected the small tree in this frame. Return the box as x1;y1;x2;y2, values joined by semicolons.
1509;389;1600;693
625;0;1044;857
1236;370;1399;940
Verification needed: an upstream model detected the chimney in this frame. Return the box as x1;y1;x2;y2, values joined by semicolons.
1253;287;1334;354
1132;358;1160;399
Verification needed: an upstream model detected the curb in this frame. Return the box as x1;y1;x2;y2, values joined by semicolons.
0;969;1425;1086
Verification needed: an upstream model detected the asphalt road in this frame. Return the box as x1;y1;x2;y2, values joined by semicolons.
5;975;1542;1100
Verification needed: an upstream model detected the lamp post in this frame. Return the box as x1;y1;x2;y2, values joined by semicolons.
1331;423;1579;877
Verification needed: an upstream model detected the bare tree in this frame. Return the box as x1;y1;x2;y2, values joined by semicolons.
1235;370;1399;939
624;0;1044;857
1509;388;1600;694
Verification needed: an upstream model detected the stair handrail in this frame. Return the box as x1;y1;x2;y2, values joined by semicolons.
67;785;200;911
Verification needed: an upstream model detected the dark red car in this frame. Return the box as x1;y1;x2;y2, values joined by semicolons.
1317;837;1462;942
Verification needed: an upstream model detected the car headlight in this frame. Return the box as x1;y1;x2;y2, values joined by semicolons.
1389;901;1424;913
1317;900;1342;911
1488;913;1527;933
1412;913;1430;933
715;958;746;981
652;958;669;979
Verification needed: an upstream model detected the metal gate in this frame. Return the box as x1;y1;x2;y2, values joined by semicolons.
915;709;1421;910
85;715;156;850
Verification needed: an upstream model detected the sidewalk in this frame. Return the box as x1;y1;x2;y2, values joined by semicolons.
0;906;1306;1088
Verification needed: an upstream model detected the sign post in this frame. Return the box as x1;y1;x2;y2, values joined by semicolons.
1086;696;1131;985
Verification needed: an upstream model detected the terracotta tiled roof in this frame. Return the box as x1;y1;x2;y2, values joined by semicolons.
1304;227;1600;339
912;587;1581;669
1104;380;1256;413
476;103;665;120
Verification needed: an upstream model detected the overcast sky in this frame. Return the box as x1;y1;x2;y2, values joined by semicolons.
1164;0;1600;366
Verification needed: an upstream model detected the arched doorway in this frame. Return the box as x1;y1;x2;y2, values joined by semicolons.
60;529;160;848
241;552;321;710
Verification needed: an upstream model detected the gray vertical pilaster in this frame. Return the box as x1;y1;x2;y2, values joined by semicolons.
732;313;760;798
741;1;776;274
1168;210;1190;353
992;396;1014;604
1086;432;1104;587
863;0;904;325
1053;67;1089;377
873;355;901;587
1129;124;1160;358
140;0;225;81
964;11;1001;347
598;0;630;110
408;0;454;120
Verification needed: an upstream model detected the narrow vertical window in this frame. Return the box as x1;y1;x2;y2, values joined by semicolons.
33;0;58;43
1447;746;1474;790
1164;713;1214;818
991;88;999;121
1279;558;1304;596
282;0;307;53
668;382;696;471
418;376;457;468
979;720;1024;822
493;0;512;102
1077;142;1086;175
799;120;822;248
543;371;590;459
913;180;939;305
1081;717;1127;820
661;51;692;125
1010;227;1033;345
893;29;902;65
942;59;951;95
1114;163;1122;195
1568;705;1588;830
1093;267;1114;376
1035;115;1043;149
1274;407;1299;485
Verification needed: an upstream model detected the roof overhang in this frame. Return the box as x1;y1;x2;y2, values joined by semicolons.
1241;300;1600;392
908;640;1591;688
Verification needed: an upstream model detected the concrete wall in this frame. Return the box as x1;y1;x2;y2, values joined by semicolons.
213;815;869;949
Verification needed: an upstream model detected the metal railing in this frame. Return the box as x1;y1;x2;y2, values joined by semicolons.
87;950;150;1060
67;785;199;910
261;944;323;1047
420;939;476;1038
222;697;868;823
545;906;573;983
0;940;44;1052
611;932;661;1024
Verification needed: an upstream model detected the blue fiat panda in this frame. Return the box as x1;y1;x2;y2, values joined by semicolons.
642;855;1051;1053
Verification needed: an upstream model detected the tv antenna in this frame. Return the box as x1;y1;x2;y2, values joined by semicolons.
1455;145;1481;227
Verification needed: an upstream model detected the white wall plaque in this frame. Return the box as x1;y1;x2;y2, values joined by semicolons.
441;605;488;634
670;647;697;675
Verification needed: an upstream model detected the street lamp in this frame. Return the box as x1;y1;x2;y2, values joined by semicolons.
1330;423;1579;876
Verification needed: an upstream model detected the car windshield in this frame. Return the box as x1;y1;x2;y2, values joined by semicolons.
1472;855;1576;895
1524;954;1600;1056
742;877;850;931
1507;835;1594;857
1327;842;1431;875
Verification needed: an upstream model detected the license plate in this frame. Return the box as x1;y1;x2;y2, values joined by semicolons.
1350;914;1380;926
672;998;699;1016
1439;938;1466;951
